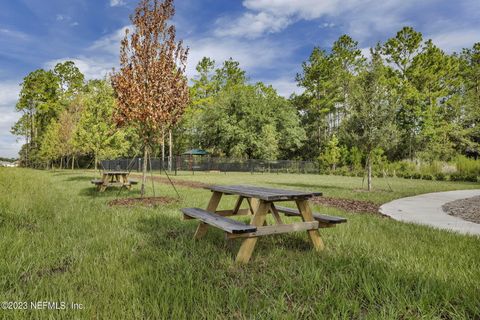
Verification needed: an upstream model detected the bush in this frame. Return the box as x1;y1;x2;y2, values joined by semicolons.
412;173;422;179
464;175;479;182
422;174;434;180
449;172;463;181
435;172;446;181
456;156;480;176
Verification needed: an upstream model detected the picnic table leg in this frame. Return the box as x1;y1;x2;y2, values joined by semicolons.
100;175;108;192
235;200;270;264
296;200;325;251
194;191;222;239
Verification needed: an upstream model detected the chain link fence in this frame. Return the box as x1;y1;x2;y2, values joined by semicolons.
101;156;321;174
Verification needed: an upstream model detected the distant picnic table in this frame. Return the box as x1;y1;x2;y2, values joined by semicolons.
182;185;347;263
91;171;138;192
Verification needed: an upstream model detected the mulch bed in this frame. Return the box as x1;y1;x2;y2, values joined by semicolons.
311;196;381;215
442;196;480;224
108;196;178;207
130;174;383;214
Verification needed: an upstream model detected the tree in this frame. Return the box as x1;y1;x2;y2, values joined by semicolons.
198;81;305;160
342;50;398;190
74;80;129;170
330;35;365;120
319;135;340;171
111;0;189;196
38;120;61;168
295;47;336;159
12;69;60;166
410;40;462;161
459;43;480;156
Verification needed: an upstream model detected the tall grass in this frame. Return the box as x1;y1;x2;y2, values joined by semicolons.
0;168;479;319
456;155;480;176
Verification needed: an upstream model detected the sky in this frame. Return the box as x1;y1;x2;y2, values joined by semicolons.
0;0;479;158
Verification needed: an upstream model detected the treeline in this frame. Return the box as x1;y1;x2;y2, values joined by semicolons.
11;62;136;169
11;27;480;178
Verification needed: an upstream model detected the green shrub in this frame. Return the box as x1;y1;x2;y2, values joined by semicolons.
412;173;422;179
456;156;480;176
463;175;479;182
423;174;434;180
435;172;446;181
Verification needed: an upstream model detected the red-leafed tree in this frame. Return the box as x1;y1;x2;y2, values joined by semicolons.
111;0;189;196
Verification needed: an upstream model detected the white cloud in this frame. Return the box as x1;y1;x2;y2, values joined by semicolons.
264;77;303;98
0;81;20;109
430;29;479;53
89;25;132;55
215;12;290;39
0;81;22;158
0;28;29;41
321;22;336;28
184;37;294;78
216;0;423;40
44;57;115;80
110;0;126;7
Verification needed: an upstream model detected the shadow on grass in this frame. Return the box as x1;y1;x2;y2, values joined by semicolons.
78;186;143;198
136;213;316;266
65;176;93;182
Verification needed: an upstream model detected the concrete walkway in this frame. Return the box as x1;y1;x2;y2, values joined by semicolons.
379;189;480;236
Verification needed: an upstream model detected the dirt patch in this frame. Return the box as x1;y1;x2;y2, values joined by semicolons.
108;196;178;207
20;257;73;283
442;196;480;224
130;174;210;189
311;196;382;215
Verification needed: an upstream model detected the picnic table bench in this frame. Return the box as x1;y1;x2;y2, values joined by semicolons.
91;171;138;192
181;185;347;263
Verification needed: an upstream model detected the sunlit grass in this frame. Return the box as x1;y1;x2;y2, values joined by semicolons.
0;168;479;319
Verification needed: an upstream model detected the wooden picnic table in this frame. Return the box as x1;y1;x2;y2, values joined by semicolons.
91;171;138;192
182;185;347;263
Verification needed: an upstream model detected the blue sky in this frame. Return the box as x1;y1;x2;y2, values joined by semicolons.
0;0;479;158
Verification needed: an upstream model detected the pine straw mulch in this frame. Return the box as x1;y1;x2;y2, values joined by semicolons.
108;196;178;207
311;196;382;215
129;174;384;215
442;195;480;224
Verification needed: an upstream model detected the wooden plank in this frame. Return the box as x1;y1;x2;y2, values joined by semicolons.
194;191;222;239
232;196;244;215
215;208;251;217
227;221;319;239
296;200;325;251
275;206;347;224
235;200;270;264
206;185;322;201
269;203;284;225
182;208;257;234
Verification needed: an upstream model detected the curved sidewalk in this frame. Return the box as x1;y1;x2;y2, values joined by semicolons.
379;189;480;236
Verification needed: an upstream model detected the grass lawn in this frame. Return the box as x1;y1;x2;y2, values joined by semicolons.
0;168;479;319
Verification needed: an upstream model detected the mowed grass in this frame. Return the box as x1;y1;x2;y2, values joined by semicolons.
0;168;478;319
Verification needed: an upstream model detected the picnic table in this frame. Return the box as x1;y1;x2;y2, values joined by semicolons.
181;185;347;263
91;171;138;192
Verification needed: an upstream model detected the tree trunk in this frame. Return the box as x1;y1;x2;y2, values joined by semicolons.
60;157;63;170
367;157;372;191
161;129;165;169
94;154;98;171
168;129;173;171
71;155;75;170
141;146;148;197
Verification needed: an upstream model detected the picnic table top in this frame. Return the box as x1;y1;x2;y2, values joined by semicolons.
102;171;129;175
206;184;322;201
